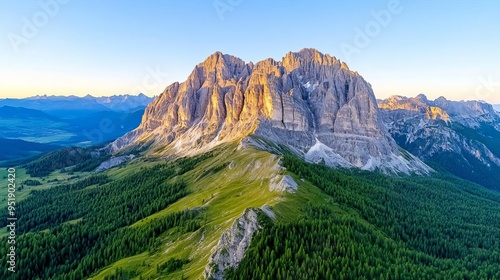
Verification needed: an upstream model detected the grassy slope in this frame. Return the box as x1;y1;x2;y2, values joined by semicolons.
90;145;288;279
90;143;398;280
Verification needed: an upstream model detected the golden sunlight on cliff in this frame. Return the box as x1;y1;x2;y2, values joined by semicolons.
426;106;451;121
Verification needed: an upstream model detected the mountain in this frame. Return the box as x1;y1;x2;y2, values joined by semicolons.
95;93;154;111
111;49;430;174
379;94;500;190
0;95;109;113
0;94;153;114
493;104;500;112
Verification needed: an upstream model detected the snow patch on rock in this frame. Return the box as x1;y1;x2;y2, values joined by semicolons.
305;138;353;168
362;152;433;175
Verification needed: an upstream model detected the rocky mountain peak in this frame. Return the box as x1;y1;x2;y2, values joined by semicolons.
430;97;498;127
111;49;432;174
282;48;340;70
378;95;450;122
433;96;448;106
415;93;428;103
201;51;246;71
193;51;249;85
379;95;426;111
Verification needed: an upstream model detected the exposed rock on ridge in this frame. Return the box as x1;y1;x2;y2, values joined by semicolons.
111;49;431;174
203;208;263;280
95;155;135;172
269;174;298;193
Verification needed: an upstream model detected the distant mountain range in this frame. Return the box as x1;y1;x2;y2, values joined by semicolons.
0;93;153;113
0;94;153;162
378;94;500;190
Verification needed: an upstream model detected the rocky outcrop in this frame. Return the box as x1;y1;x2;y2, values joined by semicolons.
260;205;276;220
111;49;431;174
269;174;298;193
95;155;135;171
203;208;262;280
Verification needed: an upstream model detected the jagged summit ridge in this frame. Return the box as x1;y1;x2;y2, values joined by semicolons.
378;94;451;122
111;49;431;174
379;94;499;127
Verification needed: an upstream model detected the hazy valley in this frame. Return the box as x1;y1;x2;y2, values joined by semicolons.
0;94;152;163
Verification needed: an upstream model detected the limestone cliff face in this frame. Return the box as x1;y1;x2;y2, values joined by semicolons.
111;49;431;174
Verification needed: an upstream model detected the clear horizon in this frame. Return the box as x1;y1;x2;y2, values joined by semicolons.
1;1;499;103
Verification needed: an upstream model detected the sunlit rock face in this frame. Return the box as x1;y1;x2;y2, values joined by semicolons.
380;94;500;127
111;48;431;174
378;94;451;122
379;94;500;190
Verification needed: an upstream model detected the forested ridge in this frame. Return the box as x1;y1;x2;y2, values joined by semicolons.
0;154;211;280
227;155;500;279
2;149;500;279
20;146;116;177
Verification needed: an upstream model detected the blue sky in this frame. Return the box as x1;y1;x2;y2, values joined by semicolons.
1;0;499;103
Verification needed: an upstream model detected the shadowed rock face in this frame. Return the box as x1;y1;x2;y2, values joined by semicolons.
111;48;431;174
